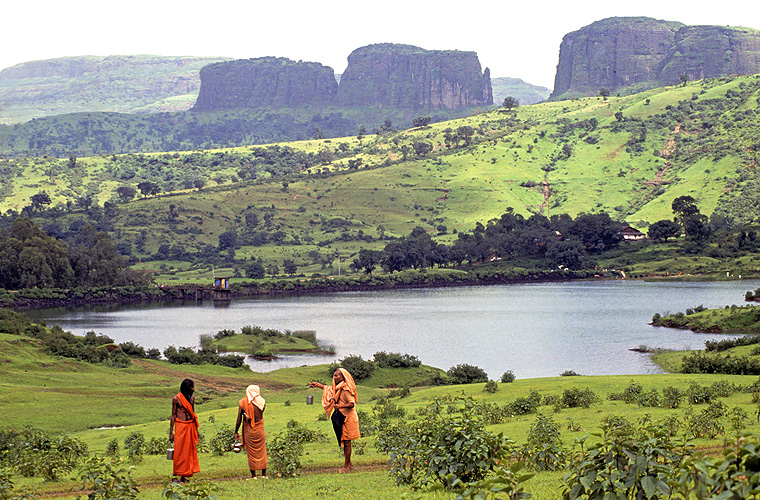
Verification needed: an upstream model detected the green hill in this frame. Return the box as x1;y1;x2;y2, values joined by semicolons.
1;74;759;275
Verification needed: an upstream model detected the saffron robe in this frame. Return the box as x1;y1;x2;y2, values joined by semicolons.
239;397;267;470
321;368;360;442
173;393;200;477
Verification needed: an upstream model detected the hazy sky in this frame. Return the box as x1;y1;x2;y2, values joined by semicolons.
3;1;759;89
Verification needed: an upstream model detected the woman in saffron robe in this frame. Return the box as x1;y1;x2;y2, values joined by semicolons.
233;385;267;479
309;368;360;472
169;378;200;482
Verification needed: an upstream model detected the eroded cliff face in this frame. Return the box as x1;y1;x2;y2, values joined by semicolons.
335;44;492;110
550;17;760;99
191;57;338;111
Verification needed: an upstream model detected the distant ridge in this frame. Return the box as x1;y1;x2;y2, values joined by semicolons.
0;55;230;124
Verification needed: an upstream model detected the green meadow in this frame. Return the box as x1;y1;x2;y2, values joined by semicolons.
4;320;760;499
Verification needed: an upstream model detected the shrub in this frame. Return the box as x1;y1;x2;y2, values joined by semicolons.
520;414;565;471
373;351;421;368
483;380;498;393
447;364;488;385
500;370;516;383
328;355;375;381
383;397;511;489
267;432;303;478
123;432;145;464
561;388;600;409
78;455;139;500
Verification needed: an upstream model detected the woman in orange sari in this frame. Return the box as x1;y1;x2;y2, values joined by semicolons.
309;368;360;472
233;385;267;478
169;378;200;482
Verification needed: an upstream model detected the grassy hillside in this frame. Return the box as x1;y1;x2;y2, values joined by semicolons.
1;74;759;279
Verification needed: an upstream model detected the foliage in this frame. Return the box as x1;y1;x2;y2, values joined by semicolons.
123;432;145;464
520;414;566;471
267;432;304;478
501;370;516;383
372;352;421;368
447;364;488;385
76;455;139;500
328;355;375;381
382;396;511;490
452;461;534;500
483;380;499;393
562;417;691;500
161;479;218;500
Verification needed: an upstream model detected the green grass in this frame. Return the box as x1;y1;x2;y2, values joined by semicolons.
6;323;760;499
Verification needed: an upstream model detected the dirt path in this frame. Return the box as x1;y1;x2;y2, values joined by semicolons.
647;123;681;186
37;464;387;498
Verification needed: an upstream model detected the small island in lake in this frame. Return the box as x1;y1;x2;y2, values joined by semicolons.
206;326;334;359
651;304;760;333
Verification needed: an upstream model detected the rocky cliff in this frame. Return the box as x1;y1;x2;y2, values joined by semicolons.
335;44;492;110
191;57;338;111
0;55;229;124
550;17;760;99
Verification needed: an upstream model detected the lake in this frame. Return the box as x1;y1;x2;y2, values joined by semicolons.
26;279;760;379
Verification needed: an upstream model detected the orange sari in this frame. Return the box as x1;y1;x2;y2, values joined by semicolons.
239;396;267;470
173;393;200;477
321;368;360;442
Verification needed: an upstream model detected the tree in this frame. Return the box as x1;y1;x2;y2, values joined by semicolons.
30;191;51;212
116;186;137;203
266;263;280;277
245;261;265;279
599;88;610;100
282;259;297;276
352;249;383;274
671;195;700;235
412;141;433;157
501;96;519;110
648;220;681;242
137;181;158;198
412;116;432;128
218;230;238;250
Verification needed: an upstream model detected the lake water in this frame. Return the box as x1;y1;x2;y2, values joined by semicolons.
26;279;760;379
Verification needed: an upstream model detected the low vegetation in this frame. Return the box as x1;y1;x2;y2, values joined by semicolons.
5;311;760;499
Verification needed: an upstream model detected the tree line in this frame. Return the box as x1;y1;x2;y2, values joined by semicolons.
0;217;149;290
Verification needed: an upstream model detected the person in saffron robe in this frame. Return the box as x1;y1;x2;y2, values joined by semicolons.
233;384;267;479
309;368;360;472
169;378;200;482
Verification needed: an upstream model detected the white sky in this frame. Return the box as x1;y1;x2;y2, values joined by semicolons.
2;1;759;89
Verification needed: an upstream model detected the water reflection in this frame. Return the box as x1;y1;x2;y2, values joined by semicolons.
26;280;760;379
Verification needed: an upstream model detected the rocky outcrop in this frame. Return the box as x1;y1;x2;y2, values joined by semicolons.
335;44;492;110
0;55;229;124
191;57;338;111
550;17;760;99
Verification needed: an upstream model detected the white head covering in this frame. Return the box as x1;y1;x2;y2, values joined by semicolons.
246;384;266;411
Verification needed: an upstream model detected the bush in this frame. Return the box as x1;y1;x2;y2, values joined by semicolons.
520;414;565;471
383;397;511;489
373;351;421;368
123;432;145;463
267;432;303;478
328;355;375;381
500;370;516;383
447;364;488;385
483;380;498;393
78;455;139;500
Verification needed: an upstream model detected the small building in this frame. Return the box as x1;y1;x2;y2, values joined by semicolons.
213;277;232;301
620;226;646;241
214;277;231;289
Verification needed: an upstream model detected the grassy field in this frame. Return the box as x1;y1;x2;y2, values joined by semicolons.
3;322;760;499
